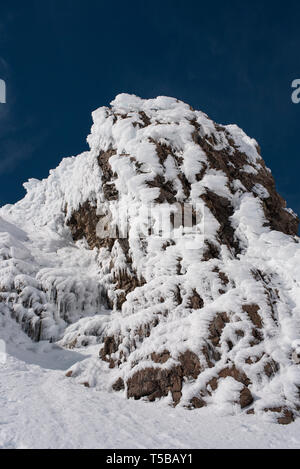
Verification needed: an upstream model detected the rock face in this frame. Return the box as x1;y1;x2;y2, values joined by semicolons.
1;94;300;424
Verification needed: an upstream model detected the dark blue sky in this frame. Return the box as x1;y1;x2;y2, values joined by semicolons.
0;0;300;216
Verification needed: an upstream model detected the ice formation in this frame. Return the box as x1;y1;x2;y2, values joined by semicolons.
1;94;300;424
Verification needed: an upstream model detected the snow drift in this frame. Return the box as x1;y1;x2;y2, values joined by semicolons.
1;93;300;424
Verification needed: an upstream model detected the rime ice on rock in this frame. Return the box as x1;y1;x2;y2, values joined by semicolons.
0;94;300;424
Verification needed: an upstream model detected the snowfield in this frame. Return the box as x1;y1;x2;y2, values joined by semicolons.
1;312;300;449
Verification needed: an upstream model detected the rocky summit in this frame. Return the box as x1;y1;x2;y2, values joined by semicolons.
1;94;300;425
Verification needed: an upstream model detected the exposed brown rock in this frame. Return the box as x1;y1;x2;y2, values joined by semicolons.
218;271;230;286
262;192;299;237
149;139;175;165
147;175;177;204
67;201;102;250
190;397;206;409
126;349;202;405
264;359;280;378
188;290;204;310
218;366;251;387
149;137;184;168
203;240;220;261
250;328;264;346
177;173;191;199
112;377;125;392
201;190;240;255
178;350;202;380
151;350;171;364
99;335;120;362
264;407;295;425
227;340;234;351
239;387;254;408
250;270;279;324
207;377;218;392
116;291;127;310
97;149;119;201
242;304;263;328
264;406;283;413
174;285;183;305
139;111;151;127
127;365;183;404
209;312;230;347
278;410;294;425
189;120;299;239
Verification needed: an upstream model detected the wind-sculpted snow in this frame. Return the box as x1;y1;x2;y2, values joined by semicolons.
0;94;300;424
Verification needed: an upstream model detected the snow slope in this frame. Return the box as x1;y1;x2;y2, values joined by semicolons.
1;313;300;449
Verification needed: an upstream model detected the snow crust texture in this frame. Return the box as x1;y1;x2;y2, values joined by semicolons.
1;94;300;424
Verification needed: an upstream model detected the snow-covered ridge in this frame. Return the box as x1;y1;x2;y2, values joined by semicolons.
0;94;299;425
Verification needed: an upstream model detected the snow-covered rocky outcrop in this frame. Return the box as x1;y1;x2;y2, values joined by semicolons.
1;94;300;424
